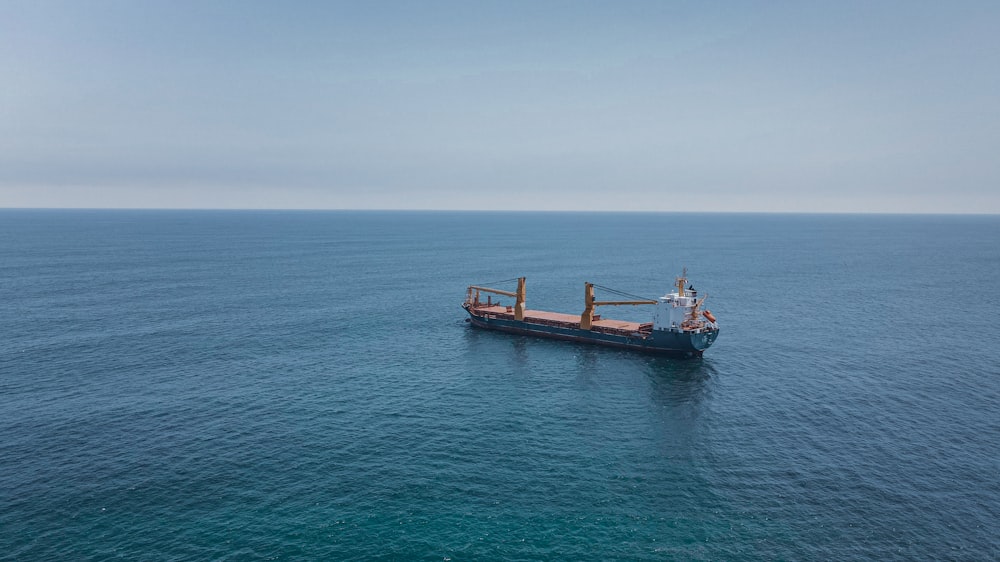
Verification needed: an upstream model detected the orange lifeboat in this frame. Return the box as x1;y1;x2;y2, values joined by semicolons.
702;310;716;323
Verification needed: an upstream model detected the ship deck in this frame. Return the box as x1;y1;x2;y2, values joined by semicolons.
472;305;645;332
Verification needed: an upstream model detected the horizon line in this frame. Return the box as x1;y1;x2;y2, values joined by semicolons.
0;207;998;217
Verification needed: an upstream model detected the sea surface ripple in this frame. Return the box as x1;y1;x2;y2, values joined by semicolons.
1;210;998;560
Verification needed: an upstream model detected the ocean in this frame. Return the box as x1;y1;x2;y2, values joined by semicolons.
1;210;997;560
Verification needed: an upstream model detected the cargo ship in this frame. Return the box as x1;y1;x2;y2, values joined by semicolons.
462;270;719;357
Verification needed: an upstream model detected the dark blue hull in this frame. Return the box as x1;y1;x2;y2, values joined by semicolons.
464;308;718;358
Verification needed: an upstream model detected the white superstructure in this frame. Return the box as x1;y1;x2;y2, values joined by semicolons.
651;269;718;333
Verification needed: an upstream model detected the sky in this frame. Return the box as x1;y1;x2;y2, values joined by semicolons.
1;0;998;213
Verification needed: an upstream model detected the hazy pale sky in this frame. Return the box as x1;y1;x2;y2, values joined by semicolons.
1;1;998;212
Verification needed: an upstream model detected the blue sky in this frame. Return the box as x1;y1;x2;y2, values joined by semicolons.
1;1;998;212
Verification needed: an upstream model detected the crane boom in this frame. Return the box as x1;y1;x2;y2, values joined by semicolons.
466;278;527;321
468;286;517;298
581;282;657;329
592;299;658;306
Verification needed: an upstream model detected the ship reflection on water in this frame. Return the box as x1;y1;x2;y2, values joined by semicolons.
462;323;716;410
642;355;716;407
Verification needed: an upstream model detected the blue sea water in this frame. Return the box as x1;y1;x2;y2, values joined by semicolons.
1;210;998;560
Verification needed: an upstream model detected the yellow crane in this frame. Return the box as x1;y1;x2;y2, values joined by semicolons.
580;282;657;330
467;277;526;320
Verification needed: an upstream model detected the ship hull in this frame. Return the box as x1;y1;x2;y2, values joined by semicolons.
464;308;718;358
